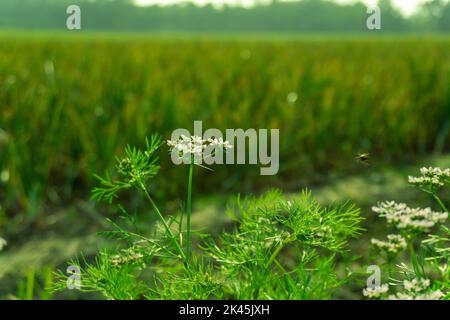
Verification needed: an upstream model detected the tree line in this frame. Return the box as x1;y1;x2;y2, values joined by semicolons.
1;0;449;32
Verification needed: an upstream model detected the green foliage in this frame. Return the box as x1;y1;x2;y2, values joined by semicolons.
202;190;363;299
146;257;224;300
52;253;146;300
92;134;162;203
16;266;54;300
53;136;363;300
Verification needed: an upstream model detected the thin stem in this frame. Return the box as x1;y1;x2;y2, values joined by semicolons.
185;161;194;262
265;237;293;269
407;239;421;278
386;256;393;280
140;183;186;261
433;193;449;213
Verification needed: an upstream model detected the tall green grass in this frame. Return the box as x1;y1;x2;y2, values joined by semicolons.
1;35;449;217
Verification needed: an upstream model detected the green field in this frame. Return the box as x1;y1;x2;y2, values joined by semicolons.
1;35;450;213
0;33;449;300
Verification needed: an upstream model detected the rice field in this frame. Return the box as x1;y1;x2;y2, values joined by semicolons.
1;35;449;216
0;33;449;301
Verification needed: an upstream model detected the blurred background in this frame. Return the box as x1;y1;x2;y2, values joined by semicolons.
0;0;449;299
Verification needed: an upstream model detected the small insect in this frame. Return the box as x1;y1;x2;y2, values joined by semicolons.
356;152;370;165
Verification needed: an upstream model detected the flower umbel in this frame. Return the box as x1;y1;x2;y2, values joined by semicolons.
363;284;389;299
372;201;448;233
408;167;450;189
388;278;444;300
167;135;232;163
371;234;407;254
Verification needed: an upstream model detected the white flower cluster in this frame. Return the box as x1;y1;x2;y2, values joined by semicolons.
0;237;6;251
167;135;232;158
371;234;407;254
363;284;389;298
372;201;448;232
388;278;444;300
404;278;430;292
408;167;450;188
264;231;290;248
111;252;144;267
390;291;444;300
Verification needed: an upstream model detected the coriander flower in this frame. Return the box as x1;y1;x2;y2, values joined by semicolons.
167;135;232;161
403;278;430;292
408;167;450;188
371;234;407;254
363;284;389;298
207;137;232;150
389;291;444;300
167;135;205;157
111;247;145;267
388;278;444;300
372;201;448;232
111;252;144;267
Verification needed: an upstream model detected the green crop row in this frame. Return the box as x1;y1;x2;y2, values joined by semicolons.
0;35;449;219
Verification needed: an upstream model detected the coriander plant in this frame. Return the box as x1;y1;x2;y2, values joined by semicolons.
364;167;449;300
52;134;363;300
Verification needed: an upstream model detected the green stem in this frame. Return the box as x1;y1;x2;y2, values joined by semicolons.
407;239;421;278
386;256;393;280
265;237;293;269
186;161;194;262
433;194;449;213
140;184;186;261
